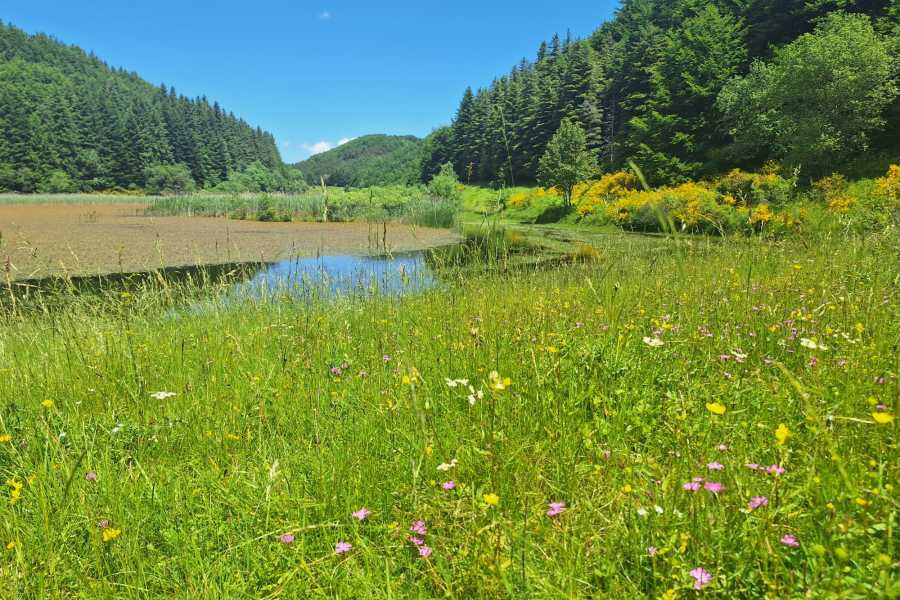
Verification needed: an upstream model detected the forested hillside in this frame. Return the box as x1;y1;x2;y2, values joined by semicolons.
295;135;423;187
423;1;899;186
0;22;282;192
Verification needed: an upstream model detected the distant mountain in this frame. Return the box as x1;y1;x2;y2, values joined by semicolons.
0;21;282;192
295;134;424;187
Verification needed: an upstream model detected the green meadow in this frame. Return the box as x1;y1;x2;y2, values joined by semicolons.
0;224;896;597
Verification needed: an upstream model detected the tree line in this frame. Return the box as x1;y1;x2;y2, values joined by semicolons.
0;22;284;193
421;1;899;186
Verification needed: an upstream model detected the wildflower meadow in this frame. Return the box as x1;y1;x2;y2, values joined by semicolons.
0;224;896;597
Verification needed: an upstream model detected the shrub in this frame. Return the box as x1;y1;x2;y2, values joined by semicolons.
873;164;900;204
38;170;76;193
145;163;196;195
714;169;795;206
573;171;641;216
428;162;462;203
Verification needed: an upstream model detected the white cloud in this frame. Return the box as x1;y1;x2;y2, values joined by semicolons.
298;137;356;159
302;141;334;156
318;10;332;20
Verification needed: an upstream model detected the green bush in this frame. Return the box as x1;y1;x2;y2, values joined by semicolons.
145;164;196;195
427;162;462;203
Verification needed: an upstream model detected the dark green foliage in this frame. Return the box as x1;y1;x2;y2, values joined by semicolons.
294;135;423;187
214;161;308;193
717;12;898;177
440;1;899;185
0;22;281;192
144;163;196;195
419;127;455;182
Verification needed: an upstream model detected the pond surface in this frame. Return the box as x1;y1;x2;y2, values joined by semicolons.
230;253;435;299
3;252;436;311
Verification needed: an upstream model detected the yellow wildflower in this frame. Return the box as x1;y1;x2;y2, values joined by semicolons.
0;434;11;443
41;399;55;410
6;479;22;504
483;493;500;506
705;402;726;416
775;424;791;446
872;412;894;425
102;528;121;542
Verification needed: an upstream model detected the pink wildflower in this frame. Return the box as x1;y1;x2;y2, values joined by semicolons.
767;464;785;476
647;546;658;557
704;482;724;493
418;545;433;558
744;463;760;470
706;462;724;471
442;481;456;491
410;520;427;536
279;533;295;544
682;481;701;492
85;471;98;482
717;444;728;452
780;534;800;548
335;541;352;555
408;536;424;546
352;508;371;521
546;502;567;518
749;496;769;510
690;567;712;590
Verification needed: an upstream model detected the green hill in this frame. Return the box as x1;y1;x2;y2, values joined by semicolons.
0;21;282;192
295;134;423;187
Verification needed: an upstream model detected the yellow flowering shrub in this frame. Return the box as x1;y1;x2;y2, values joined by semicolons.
604;181;738;232
827;195;855;212
714;169;794;206
573;171;640;216
750;204;774;225
506;187;560;209
507;192;530;208
873;164;900;203
813;173;848;201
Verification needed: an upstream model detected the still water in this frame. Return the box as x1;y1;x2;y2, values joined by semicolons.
232;253;434;298
4;252;436;310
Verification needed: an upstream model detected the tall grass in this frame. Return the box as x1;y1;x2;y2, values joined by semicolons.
146;187;460;227
0;227;896;597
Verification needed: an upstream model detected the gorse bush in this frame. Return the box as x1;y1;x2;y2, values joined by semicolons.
530;165;900;236
573;171;641;216
713;169;796;207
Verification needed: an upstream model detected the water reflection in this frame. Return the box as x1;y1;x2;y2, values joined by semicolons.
2;252;434;312
232;253;433;299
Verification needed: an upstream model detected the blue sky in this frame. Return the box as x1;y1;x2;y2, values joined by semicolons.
3;1;619;162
